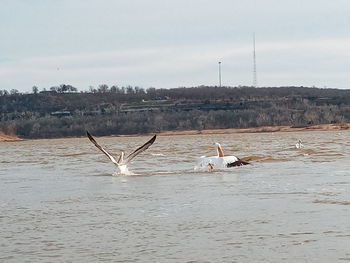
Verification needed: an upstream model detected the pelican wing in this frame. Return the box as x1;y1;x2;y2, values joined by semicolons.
227;158;250;167
86;131;118;165
124;135;157;164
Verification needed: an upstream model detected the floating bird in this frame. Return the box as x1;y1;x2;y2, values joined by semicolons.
295;139;304;149
86;131;156;174
196;142;249;171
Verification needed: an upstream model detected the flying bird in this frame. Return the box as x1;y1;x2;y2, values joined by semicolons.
86;131;156;174
196;142;249;171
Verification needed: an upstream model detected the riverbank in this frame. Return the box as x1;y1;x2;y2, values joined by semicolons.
124;123;350;137
1;123;349;142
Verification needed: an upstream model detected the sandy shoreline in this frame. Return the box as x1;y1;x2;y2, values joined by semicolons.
155;123;350;136
0;133;23;142
1;123;349;142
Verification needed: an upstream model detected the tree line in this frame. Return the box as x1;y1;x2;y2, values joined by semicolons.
0;84;148;96
0;85;349;138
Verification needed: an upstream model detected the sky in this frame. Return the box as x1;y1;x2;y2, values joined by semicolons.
1;0;350;92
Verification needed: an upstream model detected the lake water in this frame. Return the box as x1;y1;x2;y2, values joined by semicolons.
1;131;350;262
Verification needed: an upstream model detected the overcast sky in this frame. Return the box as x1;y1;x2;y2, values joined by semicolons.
1;0;350;92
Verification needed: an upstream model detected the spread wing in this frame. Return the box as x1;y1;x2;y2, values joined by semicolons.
124;135;157;164
86;131;119;165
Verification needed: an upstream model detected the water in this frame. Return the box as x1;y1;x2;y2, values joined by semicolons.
1;131;350;262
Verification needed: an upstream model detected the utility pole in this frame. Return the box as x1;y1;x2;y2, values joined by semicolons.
218;61;222;87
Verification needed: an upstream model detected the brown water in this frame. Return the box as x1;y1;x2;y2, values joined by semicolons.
1;131;350;262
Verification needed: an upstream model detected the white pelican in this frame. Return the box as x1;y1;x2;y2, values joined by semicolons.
295;139;304;149
86;131;156;174
196;142;249;171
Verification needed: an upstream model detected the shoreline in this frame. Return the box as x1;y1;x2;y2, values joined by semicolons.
0;133;24;142
1;123;349;142
154;123;350;136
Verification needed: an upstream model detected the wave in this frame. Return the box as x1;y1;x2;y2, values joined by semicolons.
313;199;350;205
242;155;293;162
55;152;90;157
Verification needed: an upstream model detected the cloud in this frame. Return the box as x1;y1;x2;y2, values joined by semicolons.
1;1;350;90
1;38;350;91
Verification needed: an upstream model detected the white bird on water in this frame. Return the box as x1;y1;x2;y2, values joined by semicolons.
295;139;304;149
86;131;156;174
196;142;249;171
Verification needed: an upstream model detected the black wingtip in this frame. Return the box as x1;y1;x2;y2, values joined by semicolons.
86;131;96;143
151;134;157;143
86;130;93;138
227;159;250;167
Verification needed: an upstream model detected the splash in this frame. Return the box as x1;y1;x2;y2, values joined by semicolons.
150;153;165;156
112;165;135;176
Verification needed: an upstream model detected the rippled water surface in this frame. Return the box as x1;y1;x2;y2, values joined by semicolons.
1;131;350;262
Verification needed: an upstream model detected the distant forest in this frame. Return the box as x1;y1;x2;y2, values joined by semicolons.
1;85;350;138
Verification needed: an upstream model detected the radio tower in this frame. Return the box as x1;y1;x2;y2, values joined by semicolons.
253;33;257;87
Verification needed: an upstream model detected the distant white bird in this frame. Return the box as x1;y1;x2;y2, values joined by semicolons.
196;142;249;171
295;139;304;149
86;131;156;174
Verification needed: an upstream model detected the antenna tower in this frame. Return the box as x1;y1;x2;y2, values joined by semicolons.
253;33;257;87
